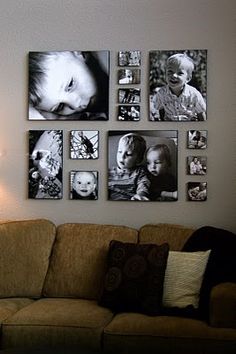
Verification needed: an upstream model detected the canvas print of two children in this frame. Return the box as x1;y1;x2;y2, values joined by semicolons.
108;131;178;202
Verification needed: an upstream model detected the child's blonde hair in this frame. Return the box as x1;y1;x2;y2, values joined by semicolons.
167;53;195;77
119;133;146;164
146;144;171;166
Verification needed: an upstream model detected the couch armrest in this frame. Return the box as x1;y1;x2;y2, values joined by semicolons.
209;282;236;328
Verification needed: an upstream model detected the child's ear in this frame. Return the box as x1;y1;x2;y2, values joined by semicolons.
187;73;192;83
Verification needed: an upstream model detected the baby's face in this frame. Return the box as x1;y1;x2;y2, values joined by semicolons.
116;140;139;170
146;150;168;176
37;52;97;115
166;61;190;93
73;172;96;197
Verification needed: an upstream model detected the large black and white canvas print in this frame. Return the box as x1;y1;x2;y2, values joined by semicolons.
69;170;98;200
28;130;63;199
108;130;178;201
149;49;207;121
28;51;109;120
70;130;99;159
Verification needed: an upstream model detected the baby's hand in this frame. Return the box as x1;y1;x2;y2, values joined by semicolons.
131;194;149;201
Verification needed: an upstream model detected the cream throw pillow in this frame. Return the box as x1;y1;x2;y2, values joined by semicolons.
163;250;211;308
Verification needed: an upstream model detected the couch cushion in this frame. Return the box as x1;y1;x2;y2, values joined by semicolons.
0;219;56;298
0;298;34;323
43;223;138;300
2;298;114;350
99;240;169;316
139;224;194;251
162;250;211;309
103;312;236;354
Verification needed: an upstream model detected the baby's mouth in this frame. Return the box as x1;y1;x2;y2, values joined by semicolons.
169;78;179;85
151;170;158;175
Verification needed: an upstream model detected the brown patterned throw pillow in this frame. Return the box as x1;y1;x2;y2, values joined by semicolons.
99;240;169;316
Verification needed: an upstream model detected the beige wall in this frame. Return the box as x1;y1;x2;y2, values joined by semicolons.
0;0;235;232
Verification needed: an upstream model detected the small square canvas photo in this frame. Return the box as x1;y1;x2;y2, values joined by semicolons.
118;105;140;121
187;156;207;175
70;170;98;200
149;49;207;121
118;50;141;66
187;182;207;201
118;69;141;84
28;50;109;121
187;130;207;149
70;130;99;159
118;88;141;104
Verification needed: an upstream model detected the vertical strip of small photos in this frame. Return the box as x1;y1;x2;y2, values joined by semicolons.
69;130;99;200
186;130;208;201
117;50;141;121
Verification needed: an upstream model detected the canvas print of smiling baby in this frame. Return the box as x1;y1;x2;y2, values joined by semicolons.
28;51;109;120
149;49;207;122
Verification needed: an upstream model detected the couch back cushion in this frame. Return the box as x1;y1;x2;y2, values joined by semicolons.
139;224;194;251
0;219;56;298
43;223;138;300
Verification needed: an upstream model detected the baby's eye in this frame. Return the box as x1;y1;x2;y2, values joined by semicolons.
87;182;91;185
67;78;74;92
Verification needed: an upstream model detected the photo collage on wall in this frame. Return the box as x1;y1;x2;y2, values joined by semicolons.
117;50;141;121
27;49;208;202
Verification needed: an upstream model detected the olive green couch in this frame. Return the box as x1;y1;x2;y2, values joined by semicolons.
0;219;235;354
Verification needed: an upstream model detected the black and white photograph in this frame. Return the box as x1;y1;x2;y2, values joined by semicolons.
118;105;140;121
149;49;207;121
118;50;141;66
108;130;178;201
69;170;98;200
28;50;109;121
28;130;63;199
118;68;141;84
118;88;141;104
187;182;207;201
70;130;99;159
187;156;207;175
187;130;207;149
